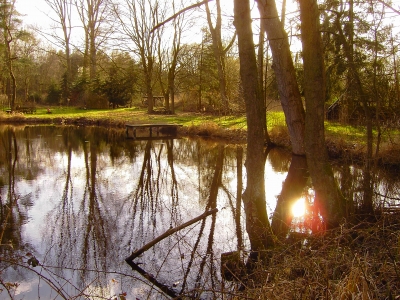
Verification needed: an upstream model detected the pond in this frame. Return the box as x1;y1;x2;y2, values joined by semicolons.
0;125;399;299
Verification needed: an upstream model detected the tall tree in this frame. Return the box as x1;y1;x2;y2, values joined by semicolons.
205;0;235;113
234;0;274;251
74;0;110;81
156;0;185;114
113;0;163;113
257;0;306;155
0;0;18;109
299;0;345;228
44;0;73;103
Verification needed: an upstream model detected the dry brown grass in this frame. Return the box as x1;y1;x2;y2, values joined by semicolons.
231;215;400;299
181;121;247;143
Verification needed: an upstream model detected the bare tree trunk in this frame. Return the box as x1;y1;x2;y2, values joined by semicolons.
257;20;272;144
257;0;306;155
205;0;233;113
234;0;274;251
75;0;108;82
299;0;345;228
45;0;73;103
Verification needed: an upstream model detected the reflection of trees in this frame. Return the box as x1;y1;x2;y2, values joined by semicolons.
181;144;223;298
78;137;109;285
123;141;229;298
271;155;309;239
4;125;400;297
0;127;24;250
47;131;77;270
42;128;113;291
222;146;243;250
122;138;183;280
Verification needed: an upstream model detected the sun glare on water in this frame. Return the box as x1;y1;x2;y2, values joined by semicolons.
292;198;306;218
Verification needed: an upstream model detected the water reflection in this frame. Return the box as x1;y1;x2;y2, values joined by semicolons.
0;125;399;299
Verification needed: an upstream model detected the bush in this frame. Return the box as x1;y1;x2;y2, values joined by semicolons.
46;84;62;105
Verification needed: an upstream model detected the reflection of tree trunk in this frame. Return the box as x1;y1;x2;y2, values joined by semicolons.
0;128;18;245
236;146;243;249
223;146;244;250
361;164;374;214
80;140;107;283
192;145;223;297
271;155;308;239
50;141;77;268
234;0;274;251
338;165;355;218
166;140;179;219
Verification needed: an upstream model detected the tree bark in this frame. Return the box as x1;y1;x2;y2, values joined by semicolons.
234;0;274;251
299;0;345;228
205;0;229;112
257;0;306;155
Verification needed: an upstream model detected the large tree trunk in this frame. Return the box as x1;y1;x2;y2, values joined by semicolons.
257;0;306;155
234;0;274;251
299;0;345;228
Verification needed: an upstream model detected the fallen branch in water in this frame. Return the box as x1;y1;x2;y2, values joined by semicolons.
126;260;179;298
125;208;218;262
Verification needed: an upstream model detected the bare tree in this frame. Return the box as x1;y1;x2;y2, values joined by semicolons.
234;0;274;251
156;0;186;114
113;0;165;113
205;0;236;113
44;0;73;102
257;0;306;155
299;0;345;228
74;0;110;81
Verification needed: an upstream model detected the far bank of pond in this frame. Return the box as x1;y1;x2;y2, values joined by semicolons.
2;108;400;169
0;124;399;299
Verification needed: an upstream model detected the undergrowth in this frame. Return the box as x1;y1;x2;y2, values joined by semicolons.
230;214;400;299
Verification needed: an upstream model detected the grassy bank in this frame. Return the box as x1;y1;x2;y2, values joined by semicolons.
1;106;400;166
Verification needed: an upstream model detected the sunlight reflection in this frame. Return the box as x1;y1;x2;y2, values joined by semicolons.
292;198;306;218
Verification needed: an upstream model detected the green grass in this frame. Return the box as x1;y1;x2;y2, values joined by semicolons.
3;106;398;148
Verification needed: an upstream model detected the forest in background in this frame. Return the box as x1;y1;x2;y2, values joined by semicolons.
0;0;398;123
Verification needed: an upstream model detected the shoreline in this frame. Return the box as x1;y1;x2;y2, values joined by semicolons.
1;113;399;170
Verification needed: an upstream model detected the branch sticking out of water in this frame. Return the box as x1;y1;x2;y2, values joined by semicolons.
125;208;218;262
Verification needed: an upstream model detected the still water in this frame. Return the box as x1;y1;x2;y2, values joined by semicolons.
0;125;399;299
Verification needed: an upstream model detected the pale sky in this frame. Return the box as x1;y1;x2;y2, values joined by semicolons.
15;0;400;51
16;0;51;28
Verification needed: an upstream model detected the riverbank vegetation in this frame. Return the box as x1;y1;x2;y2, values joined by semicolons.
1;106;400;167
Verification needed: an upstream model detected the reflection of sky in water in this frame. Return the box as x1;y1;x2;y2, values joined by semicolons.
4;126;397;298
3;129;266;298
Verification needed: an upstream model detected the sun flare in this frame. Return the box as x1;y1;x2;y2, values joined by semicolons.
292;198;306;218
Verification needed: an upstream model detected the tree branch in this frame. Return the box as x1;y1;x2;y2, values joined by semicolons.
151;0;214;33
125;208;218;262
